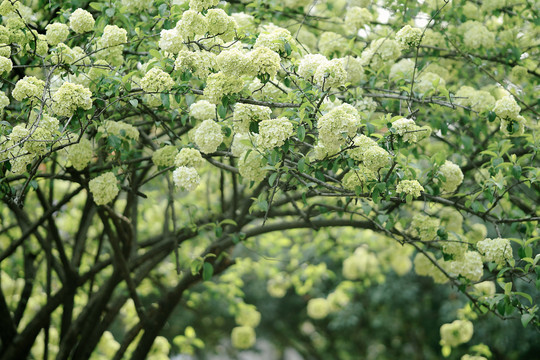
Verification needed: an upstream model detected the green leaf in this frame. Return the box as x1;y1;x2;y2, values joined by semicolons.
202;262;213;281
297;125;305;141
217;104;227;119
521;313;534;328
129;99;138;107
105;8;115;17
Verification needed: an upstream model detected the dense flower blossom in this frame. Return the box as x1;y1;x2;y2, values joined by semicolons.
391;117;422;143
189;0;219;12
51;82;93;117
468;223;488;244
339;56;364;84
235;304;261;327
314;59;347;89
140;68;174;93
12;76;44;103
121;0;153;12
152;145;178;167
159;28;183;54
67;138;93;170
250;46;281;79
238;151;266;182
348;135;377;161
176;10;207;39
298;54;327;79
396;25;423;48
448;251;483;281
473;281;496;299
462;22;495;49
477;237;513;266
173;166;201;191
318;32;347;56
307;298;330;319
415;72;446;94
396;180;424;198
190;100;216;120
206;8;237;42
344;7;372;34
257;117;293;150
363;146;391;171
493;95;521;120
175;148;205;168
100;25;127;47
343;247;379;280
175;50;215;79
0;55;11;74
360;38;401;70
232;104;272;133
45;23;69;46
203;72;243;104
193;120;223;154
69;9;94;34
89;172;119;205
0;90;9;113
100;120;139;140
231;326;255;349
318;104;359;152
438;160;464;192
215;48;252;78
440;320;474;347
410;214;440;241
254;24;292;54
342;166;376;191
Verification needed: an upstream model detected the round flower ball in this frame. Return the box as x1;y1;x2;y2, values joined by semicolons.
231;326;256;349
70;9;95;34
172;166;201;191
89;172;119;205
307;298;330;320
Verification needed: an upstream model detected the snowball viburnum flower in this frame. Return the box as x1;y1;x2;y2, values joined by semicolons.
257;117;293;150
439;320;474;347
194;120;223;154
172;166;201;191
152;145;178;167
69;9;95;34
51;82;93;117
477;237;513;266
141;68;174;93
396;180;424;198
89;172;119;205
174;148;205;168
438;160;464;192
396;25;422;48
45;23;69;46
307;298;330;320
231;326;256;349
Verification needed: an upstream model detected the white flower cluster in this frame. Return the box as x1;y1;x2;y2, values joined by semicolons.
348;134;376;160
415;72;446;94
438;160;464;192
12;76;44;103
318;104;359;153
307;298;330;319
396;25;422;48
254;24;292;54
121;0;153;12
344;7;372;34
189;0;219;12
176;10;207;40
45;23;69;46
360;38;402;70
175;148;205;168
175;50;215;79
194;119;223;153
89;172;119;205
100;120;139;140
152;145;178;167
69;9;94;34
173;166;201;191
363;146;391;171
390;59;414;81
0;90;9;114
396;180;424;198
318;32;347;56
159;28;184;54
414;252;450;284
410;214;440;241
257;117;293;150
342;166;376;191
203;72;244;104
340;56;364;84
100;25;128;47
454;86;495;113
250;46;281;79
233;103;272;133
477;237;513;266
141;68;174;93
206;9;237;42
67;138;93;170
0;55;11;74
440;320;474;347
51;82;92;117
238;151;266;182
190;100;216;121
391;117;430;143
461;22;495;49
231;326;255;349
314;59;347;89
343;247;379;280
449;251;483;282
298;54;328;79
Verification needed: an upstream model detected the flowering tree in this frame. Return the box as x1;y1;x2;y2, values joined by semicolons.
0;0;539;359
